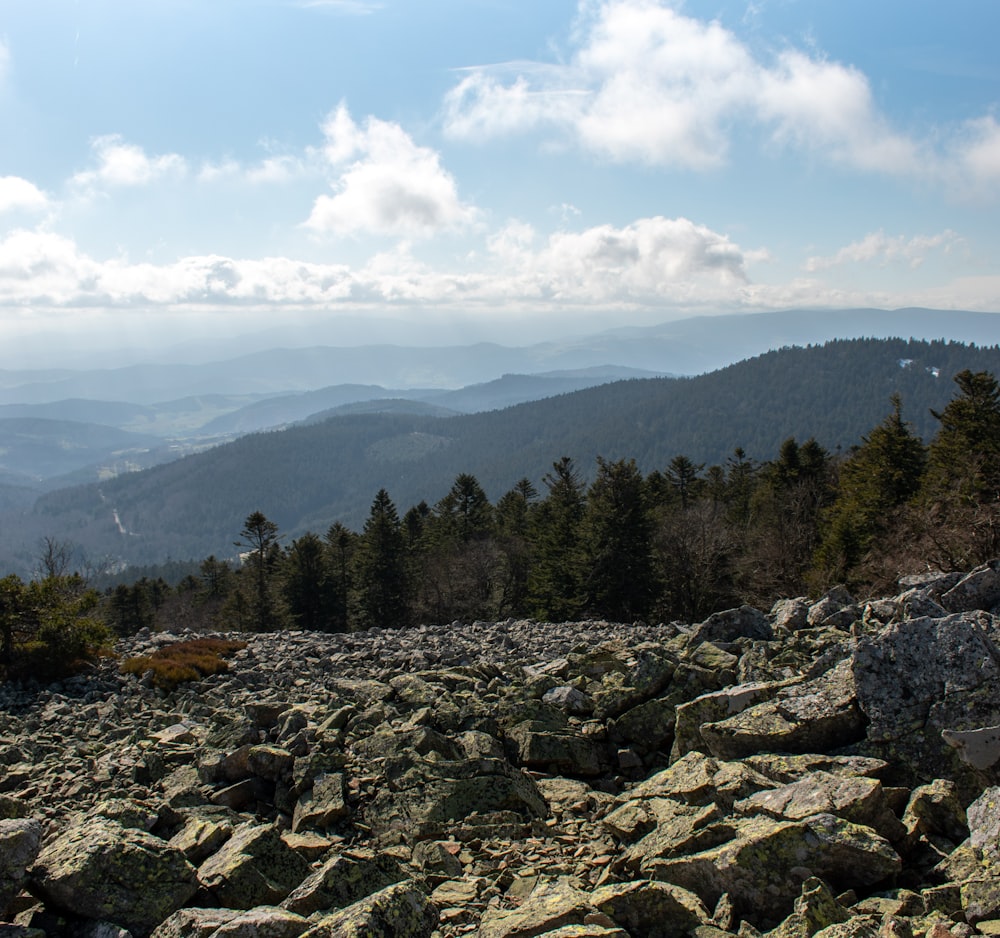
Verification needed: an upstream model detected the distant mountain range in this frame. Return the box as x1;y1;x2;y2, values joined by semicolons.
2;335;998;577
2;307;998;406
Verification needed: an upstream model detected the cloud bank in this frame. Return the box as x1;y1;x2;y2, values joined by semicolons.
443;0;995;191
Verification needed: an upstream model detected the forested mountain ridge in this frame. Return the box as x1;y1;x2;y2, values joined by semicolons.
3;337;999;575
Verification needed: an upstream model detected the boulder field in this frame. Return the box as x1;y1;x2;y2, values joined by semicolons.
5;562;1000;936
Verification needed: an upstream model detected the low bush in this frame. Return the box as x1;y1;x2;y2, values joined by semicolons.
121;637;246;690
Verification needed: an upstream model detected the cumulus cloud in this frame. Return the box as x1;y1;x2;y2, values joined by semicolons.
305;104;479;238
804;230;962;271
443;0;923;175
0;214;752;311
0;177;50;214
71;135;187;191
949;116;1000;197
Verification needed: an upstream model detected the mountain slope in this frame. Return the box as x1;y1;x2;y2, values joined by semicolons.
1;307;999;406
5;337;1000;574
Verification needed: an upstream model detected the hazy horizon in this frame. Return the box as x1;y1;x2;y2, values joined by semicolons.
1;1;999;366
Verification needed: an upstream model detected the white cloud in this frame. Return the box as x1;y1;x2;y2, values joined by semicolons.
443;0;925;176
756;51;919;174
949;116;1000;197
0;176;49;214
197;153;310;185
0;214;750;311
805;230;962;271
71;135;187;191
305;104;480;238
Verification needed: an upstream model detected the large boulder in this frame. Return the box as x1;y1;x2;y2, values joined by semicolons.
0;818;42;916
280;849;405;916
197;822;312;909
365;749;547;840
699;660;865;760
644;813;901;927
29;817;198;937
851;613;1000;788
298;881;437;938
735;771;906;843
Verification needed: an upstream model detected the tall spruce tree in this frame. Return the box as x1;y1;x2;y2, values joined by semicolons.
283;532;340;631
925;370;1000;501
583;457;657;620
528;457;585;621
353;489;409;629
815;394;926;583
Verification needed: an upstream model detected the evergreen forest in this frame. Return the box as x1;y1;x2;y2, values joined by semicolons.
4;362;1000;680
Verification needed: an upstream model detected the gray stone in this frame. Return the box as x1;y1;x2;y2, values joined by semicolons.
281;849;405;916
299;881;437;938
0;818;42;916
700;660;864;760
941;562;1000;613
735;771;905;843
692;606;772;645
29;817;198;937
197;822;312;909
291;772;348;832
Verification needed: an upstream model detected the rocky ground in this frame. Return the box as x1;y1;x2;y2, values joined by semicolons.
5;563;1000;937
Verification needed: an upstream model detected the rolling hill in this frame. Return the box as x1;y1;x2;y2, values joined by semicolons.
2;337;997;576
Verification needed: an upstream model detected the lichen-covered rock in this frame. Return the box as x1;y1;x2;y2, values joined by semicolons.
735;772;905;843
629;751;775;811
691;606;772;645
197;822;311;909
29;816;198;937
365;750;547;839
671;681;793;761
0;818;42;916
280;849;404;916
291;772;348;832
766;877;850;938
941;562;1000;613
298;880;437;937
902;779;968;845
700;661;864;760
507;720;609;776
206;906;310;938
591;879;711;937
478;877;596;938
645;813;900;927
150;907;242;938
167;812;235;865
851;613;1000;788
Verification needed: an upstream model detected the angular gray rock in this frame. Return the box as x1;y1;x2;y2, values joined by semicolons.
298;881;438;937
196;822;312;909
0;818;42;916
29;817;198;937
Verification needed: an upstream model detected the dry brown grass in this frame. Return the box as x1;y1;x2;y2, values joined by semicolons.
121;637;246;690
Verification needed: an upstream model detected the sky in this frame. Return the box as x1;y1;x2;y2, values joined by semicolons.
1;0;1000;366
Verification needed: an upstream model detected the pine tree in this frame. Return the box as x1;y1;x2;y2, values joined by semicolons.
528;457;585;621
583;457;657;620
925;370;1000;501
353;489;409;629
232;511;287;632
815;394;926;582
283;532;339;631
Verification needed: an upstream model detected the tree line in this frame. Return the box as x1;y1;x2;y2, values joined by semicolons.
2;368;999;676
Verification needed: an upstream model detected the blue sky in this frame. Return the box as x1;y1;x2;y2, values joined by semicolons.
1;0;999;365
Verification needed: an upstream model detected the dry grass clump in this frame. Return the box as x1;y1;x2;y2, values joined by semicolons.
121;637;246;690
